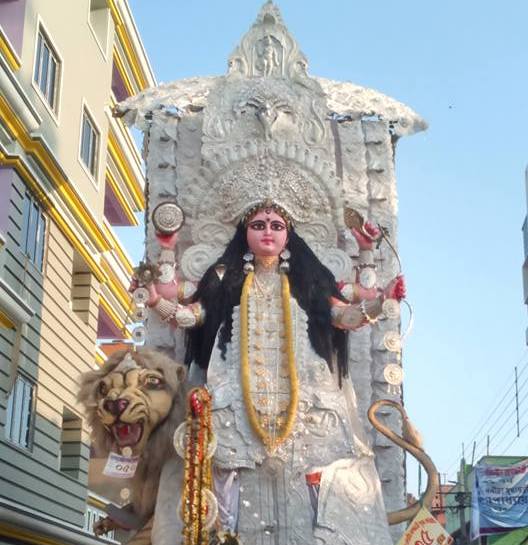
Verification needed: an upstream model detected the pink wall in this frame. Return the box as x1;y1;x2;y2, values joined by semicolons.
0;167;15;238
0;0;27;55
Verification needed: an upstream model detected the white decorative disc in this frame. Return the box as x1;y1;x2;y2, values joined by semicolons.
177;488;218;530
133;306;147;322
340;283;355;302
132;287;150;305
132;326;146;343
173;422;217;459
152;202;185;234
122;447;133;457
296;221;337;247
359;267;377;289
319;247;352;282
191;220;235;246
384;363;404;386
158;263;176;284
202;488;219;530
180;244;223;282
120;488;131;501
383;331;401;352
173;422;186;458
382;298;400;320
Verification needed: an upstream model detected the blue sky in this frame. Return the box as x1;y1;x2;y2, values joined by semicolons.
124;0;528;493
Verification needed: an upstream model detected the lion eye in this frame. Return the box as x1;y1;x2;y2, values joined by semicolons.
145;376;164;389
98;381;108;396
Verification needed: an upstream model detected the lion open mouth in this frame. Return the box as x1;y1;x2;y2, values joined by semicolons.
112;422;144;447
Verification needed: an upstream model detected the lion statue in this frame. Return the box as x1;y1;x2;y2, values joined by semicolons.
78;348;186;544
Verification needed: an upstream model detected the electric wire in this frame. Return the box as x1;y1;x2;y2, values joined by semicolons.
485;374;528;456
502;418;528;455
497;389;528;455
443;350;528;477
474;374;528;455
443;378;515;475
469;372;528;462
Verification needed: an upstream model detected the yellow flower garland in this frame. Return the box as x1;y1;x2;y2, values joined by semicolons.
240;271;299;452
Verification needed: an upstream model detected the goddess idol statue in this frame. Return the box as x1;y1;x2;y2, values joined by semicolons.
114;2;429;544
157;197;405;545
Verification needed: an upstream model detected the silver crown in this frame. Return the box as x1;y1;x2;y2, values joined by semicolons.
218;154;331;225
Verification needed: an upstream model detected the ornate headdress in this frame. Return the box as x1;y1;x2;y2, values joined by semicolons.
242;198;293;229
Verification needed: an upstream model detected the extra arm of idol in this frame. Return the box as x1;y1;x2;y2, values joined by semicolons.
152;298;205;328
330;295;383;330
338;247;379;303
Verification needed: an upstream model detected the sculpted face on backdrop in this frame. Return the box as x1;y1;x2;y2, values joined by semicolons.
78;2;445;545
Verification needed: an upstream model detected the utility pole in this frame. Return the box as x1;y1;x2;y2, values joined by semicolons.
457;458;468;545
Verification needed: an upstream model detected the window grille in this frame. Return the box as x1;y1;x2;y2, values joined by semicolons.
80;110;99;177
21;191;46;271
33;29;60;110
5;375;35;449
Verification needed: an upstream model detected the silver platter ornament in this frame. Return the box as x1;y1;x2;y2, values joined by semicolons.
382;298;400;320
132;325;146;344
152;202;184;234
383;331;401;352
177;489;218;529
173;422;217;460
158;262;176;284
359;267;377;289
132;287;150;305
383;363;404;386
133;305;147;322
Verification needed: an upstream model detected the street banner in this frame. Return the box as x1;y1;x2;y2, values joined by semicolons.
397;507;453;545
471;458;528;540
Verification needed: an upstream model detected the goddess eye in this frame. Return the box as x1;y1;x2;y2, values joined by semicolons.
270;222;286;231
249;221;265;231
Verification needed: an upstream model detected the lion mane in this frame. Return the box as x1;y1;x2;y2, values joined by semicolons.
78;348;186;522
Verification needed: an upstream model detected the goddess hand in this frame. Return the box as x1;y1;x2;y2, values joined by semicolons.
174;305;197;328
128;277;139;293
155;231;179;250
351;221;381;251
384;275;406;302
146;284;161;307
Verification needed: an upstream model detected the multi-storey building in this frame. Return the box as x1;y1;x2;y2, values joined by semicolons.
0;1;154;543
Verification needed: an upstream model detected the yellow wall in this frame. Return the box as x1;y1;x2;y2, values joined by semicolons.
18;0;114;217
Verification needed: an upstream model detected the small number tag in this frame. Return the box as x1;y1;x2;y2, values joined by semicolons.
103;452;139;479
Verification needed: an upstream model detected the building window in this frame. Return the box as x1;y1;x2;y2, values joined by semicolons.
84;502;115;539
21;191;46;271
33;28;60;111
80;109;99;178
5;375;35;449
89;0;110;56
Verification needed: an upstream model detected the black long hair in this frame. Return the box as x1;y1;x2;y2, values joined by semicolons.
185;223;349;383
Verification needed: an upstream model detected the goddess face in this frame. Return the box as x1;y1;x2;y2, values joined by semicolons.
246;209;288;257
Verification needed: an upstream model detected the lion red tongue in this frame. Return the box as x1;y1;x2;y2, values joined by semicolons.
113;422;143;447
